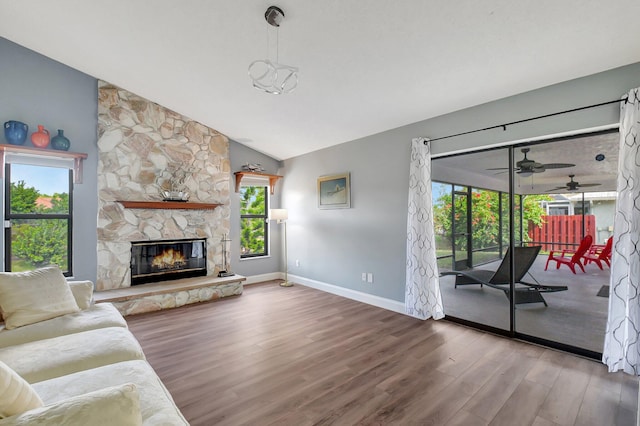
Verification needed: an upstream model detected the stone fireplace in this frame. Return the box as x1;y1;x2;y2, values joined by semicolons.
96;81;231;292
130;238;207;285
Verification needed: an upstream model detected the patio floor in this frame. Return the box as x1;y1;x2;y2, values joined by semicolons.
439;254;610;354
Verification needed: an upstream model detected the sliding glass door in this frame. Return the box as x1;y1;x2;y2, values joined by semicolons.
432;130;618;358
432;147;511;332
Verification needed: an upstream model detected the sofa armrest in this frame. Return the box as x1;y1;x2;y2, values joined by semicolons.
0;383;142;426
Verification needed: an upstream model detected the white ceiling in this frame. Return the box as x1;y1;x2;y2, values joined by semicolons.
1;1;639;160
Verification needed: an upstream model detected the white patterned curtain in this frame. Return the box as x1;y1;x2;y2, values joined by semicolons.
603;88;640;374
405;138;444;320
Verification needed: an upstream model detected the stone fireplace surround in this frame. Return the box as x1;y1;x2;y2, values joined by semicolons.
96;81;243;314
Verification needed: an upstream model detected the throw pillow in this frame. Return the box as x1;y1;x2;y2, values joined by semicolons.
0;267;80;330
68;281;94;310
0;383;142;425
0;361;43;419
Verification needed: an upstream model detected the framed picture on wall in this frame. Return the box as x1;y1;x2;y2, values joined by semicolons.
317;172;351;209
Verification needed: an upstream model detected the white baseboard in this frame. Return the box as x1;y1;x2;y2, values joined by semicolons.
242;272;282;285
287;273;406;314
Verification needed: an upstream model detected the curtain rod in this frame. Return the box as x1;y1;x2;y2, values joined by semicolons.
425;97;628;144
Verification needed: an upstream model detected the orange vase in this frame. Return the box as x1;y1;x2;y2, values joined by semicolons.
31;125;50;148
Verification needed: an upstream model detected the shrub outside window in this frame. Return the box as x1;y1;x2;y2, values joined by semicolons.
240;186;268;258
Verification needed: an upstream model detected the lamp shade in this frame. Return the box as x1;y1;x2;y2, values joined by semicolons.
269;209;288;221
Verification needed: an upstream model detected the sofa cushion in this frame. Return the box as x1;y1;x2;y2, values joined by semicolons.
68;280;94;310
0;361;42;419
0;327;145;384
33;360;189;425
0;303;126;349
0;383;142;426
0;267;79;330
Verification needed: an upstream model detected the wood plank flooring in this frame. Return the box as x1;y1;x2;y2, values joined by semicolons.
126;282;638;426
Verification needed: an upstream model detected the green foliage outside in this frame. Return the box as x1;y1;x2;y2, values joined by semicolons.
433;188;551;257
240;186;267;256
9;180;69;271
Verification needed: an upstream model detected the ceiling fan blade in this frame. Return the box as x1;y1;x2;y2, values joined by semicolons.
541;163;576;169
486;167;510;171
545;187;566;192
577;183;601;188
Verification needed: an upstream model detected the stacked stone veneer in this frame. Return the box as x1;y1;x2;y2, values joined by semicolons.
97;80;232;296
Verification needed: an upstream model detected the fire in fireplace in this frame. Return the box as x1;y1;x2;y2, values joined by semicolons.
130;238;207;285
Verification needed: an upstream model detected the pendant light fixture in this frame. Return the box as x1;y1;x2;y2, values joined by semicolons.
248;6;298;95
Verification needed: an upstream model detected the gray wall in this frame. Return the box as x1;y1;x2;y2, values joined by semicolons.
0;37;285;283
282;62;640;303
0;37;98;281
228;140;284;277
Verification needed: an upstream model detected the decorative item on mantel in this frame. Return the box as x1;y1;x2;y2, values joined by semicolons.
30;125;50;148
51;129;71;151
4;120;28;145
241;162;264;172
157;162;195;202
218;234;235;277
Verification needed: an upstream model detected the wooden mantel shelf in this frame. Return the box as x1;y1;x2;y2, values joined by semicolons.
117;200;221;210
0;144;88;183
234;171;283;194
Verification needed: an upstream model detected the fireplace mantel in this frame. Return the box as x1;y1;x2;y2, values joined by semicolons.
117;200;221;210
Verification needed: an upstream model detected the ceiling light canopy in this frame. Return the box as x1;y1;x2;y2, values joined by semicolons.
248;6;298;95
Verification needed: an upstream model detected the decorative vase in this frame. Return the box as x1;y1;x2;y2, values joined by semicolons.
51;129;70;151
4;121;29;145
31;125;50;148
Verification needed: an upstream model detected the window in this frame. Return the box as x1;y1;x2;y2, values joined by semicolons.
574;200;591;216
240;186;268;258
4;163;73;275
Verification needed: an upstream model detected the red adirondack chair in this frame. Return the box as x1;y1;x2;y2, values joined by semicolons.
544;235;593;274
582;236;613;270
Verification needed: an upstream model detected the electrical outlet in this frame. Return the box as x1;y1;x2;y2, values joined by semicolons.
361;272;367;281
295;259;300;267
367;273;373;283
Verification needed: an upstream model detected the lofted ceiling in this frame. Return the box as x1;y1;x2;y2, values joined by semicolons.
1;1;639;161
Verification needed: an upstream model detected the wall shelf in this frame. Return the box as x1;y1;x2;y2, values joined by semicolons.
0;144;88;183
234;171;283;194
117;200;221;210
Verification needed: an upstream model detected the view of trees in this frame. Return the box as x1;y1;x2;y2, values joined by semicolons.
240;186;267;256
433;187;551;254
10;180;69;271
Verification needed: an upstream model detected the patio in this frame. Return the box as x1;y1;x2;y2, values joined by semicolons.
439;254;610;354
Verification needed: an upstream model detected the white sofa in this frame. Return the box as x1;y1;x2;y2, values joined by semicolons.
0;268;188;425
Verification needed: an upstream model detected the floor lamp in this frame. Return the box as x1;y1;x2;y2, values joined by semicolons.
270;208;292;287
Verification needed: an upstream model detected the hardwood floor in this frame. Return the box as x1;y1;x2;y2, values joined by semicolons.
126;282;638;426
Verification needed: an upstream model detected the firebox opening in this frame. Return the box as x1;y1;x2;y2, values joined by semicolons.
130;238;207;285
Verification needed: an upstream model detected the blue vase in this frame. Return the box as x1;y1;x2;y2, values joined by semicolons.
51;129;70;151
4;121;29;145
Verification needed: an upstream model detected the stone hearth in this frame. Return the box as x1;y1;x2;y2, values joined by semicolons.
95;275;245;316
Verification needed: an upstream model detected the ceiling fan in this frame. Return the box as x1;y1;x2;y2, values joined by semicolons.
487;148;575;176
546;174;601;192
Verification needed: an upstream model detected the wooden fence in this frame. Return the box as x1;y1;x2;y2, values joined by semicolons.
528;215;596;253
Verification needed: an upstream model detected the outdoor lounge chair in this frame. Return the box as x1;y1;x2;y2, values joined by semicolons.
441;246;568;306
544;235;593;274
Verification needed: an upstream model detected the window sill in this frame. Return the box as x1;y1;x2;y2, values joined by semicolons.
240;255;271;261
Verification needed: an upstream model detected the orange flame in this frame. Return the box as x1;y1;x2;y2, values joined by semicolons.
151;249;186;270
